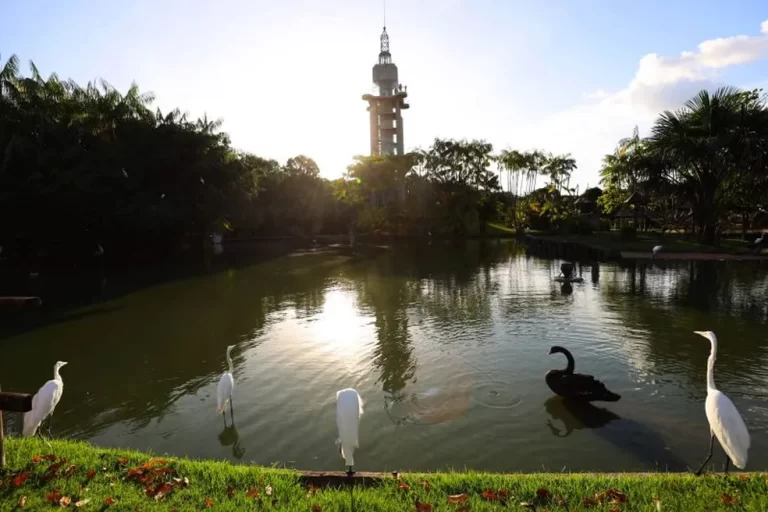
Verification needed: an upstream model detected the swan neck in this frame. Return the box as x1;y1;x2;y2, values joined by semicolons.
562;349;575;374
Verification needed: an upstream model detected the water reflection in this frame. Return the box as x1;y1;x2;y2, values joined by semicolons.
544;396;620;437
218;424;245;459
1;243;767;471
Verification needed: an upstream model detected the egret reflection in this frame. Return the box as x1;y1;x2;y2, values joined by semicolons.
218;424;245;459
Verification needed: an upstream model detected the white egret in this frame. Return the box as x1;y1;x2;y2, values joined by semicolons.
94;244;104;257
693;331;750;475
200;176;205;185
754;233;765;246
336;388;363;476
122;168;128;178
652;245;663;259
216;345;235;424
23;361;68;437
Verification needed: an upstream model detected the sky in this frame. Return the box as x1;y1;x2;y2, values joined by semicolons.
4;0;768;190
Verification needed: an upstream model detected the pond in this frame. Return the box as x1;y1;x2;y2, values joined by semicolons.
1;241;767;472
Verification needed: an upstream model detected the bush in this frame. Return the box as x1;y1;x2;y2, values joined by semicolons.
620;226;637;240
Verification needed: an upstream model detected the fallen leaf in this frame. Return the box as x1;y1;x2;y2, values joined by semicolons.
536;488;551;499
415;502;433;512
448;493;470;504
481;489;497;501
18;496;26;508
307;485;318;496
457;506;471;512
142;459;168;469
609;509;621;512
205;498;214;507
519;502;535;510
64;465;78;478
13;472;31;487
605;489;628;504
246;488;260;499
265;485;273;496
46;489;62;504
721;493;736;506
59;496;72;507
227;485;236;498
583;496;597;507
85;469;96;480
399;483;411;491
738;474;747;481
421;481;431;490
32;455;43;464
312;506;322;512
105;496;117;506
44;454;58;461
74;499;90;508
117;457;129;465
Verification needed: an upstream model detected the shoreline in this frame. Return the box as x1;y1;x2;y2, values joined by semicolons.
2;439;767;510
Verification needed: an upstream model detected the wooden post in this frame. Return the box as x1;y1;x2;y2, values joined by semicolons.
0;387;34;468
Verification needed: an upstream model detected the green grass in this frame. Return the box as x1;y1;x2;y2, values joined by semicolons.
536;232;757;254
2;439;767;510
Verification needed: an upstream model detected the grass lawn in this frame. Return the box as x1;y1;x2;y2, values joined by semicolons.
2;438;767;511
536;231;758;255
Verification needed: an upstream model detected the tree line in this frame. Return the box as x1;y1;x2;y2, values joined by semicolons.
598;87;768;243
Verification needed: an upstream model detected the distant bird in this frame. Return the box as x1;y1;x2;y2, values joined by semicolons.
336;388;363;476
23;361;68;437
216;345;235;424
200;177;205;185
122;168;128;178
546;346;620;402
652;245;663;259
693;331;750;475
753;233;765;246
161;193;166;199
94;244;104;257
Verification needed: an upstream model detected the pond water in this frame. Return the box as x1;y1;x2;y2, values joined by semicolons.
1;241;768;472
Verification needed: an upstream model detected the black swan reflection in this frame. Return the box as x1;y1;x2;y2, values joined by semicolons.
546;346;620;402
544;396;620;437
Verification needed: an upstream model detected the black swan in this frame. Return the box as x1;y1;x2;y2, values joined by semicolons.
545;346;620;402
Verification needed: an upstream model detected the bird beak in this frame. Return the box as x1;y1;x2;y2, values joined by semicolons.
547;348;554;355
693;331;707;339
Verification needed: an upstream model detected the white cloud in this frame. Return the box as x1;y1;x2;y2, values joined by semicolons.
522;19;768;188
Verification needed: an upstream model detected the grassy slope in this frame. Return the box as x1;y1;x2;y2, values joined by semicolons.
2;439;768;511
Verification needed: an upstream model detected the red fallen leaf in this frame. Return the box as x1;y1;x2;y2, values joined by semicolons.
44;454;58;461
721;493;736;506
421;481;431;490
104;496;117;505
64;464;78;478
415;502;433;512
312;506;322;512
399;482;411;491
46;489;62;504
448;493;470;504
583;496;597;507
457;506;471;512
117;457;129;464
227;485;236;498
18;496;26;508
154;482;174;501
307;485;319;495
86;469;96;480
497;489;510;500
32;455;43;464
481;489;498;501
536;488;551;499
247;488;260;499
205;498;214;507
13;471;31;487
59;496;72;507
142;459;169;469
738;474;747;481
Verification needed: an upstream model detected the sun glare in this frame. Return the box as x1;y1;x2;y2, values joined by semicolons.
310;288;371;361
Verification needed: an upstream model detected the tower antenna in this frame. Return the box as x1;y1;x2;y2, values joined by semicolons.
383;0;386;28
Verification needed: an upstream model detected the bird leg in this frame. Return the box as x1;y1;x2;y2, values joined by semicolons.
724;458;730;476
222;411;227;428
229;396;234;422
346;465;355;478
695;432;715;476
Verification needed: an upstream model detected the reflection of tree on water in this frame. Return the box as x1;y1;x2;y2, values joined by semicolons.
218;424;245;459
544;396;688;470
